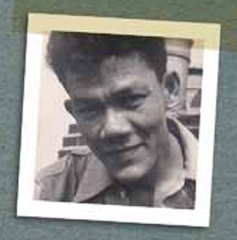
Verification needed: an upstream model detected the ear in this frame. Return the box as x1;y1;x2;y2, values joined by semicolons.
64;99;85;133
162;71;181;112
64;99;74;116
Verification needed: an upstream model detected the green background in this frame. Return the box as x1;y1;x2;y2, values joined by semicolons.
1;0;237;239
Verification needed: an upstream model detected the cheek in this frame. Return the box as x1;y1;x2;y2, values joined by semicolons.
134;96;166;130
128;95;167;146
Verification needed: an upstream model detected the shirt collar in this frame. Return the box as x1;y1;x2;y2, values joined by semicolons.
73;118;197;203
73;153;113;202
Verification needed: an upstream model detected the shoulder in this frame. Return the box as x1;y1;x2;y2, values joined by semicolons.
36;152;86;182
35;148;93;201
164;179;196;209
167;117;198;180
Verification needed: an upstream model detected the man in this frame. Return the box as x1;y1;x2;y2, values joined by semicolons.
35;32;197;208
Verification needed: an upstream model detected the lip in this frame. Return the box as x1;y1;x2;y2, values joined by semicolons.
103;143;143;157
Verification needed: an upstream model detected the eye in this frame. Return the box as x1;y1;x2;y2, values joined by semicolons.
120;93;147;109
73;103;103;120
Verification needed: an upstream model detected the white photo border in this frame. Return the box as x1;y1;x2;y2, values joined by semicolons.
17;13;221;227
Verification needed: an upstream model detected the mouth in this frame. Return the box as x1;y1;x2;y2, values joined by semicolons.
103;143;144;157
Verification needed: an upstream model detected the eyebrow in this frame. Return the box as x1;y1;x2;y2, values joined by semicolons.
73;98;101;106
71;78;150;103
110;76;149;91
71;87;104;103
110;83;150;99
111;87;147;99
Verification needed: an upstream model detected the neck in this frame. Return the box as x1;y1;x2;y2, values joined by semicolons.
157;132;184;185
127;132;183;188
125;132;184;205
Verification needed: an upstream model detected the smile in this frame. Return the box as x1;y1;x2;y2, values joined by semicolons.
103;143;144;157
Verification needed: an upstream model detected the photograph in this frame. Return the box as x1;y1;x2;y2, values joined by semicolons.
17;13;220;226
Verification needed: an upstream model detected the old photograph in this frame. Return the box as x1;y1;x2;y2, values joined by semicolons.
17;14;220;226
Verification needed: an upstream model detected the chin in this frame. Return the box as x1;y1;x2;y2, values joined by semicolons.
113;165;150;185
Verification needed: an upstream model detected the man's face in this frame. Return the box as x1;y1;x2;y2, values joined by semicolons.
65;53;169;185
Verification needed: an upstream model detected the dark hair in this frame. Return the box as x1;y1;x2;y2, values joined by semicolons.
46;32;167;88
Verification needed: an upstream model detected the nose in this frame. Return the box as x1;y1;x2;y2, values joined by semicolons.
100;109;132;142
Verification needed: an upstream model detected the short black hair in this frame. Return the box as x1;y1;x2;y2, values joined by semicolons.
46;32;167;88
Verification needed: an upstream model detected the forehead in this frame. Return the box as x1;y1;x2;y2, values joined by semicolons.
65;53;159;99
